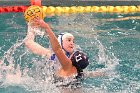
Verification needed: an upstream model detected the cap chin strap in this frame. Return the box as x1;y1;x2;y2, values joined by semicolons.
75;67;84;80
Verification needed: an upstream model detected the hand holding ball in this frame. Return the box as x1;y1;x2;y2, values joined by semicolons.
24;5;44;23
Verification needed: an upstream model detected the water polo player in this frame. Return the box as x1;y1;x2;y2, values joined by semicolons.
32;18;89;79
27;18;104;78
24;6;105;88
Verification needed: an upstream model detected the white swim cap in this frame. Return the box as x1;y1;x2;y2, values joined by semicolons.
57;32;73;47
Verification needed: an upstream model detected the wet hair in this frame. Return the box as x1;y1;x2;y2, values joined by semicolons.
71;51;89;79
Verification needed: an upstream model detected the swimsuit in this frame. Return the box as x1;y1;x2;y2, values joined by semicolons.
52;71;84;90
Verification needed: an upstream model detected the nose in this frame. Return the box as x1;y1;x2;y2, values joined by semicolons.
70;41;74;45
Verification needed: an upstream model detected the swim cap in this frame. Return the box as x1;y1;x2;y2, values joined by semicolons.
57;33;64;47
71;51;89;69
57;32;73;47
24;5;44;23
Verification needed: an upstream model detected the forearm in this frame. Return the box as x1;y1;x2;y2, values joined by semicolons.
32;18;62;53
24;29;35;49
24;26;51;57
25;31;35;41
44;24;62;52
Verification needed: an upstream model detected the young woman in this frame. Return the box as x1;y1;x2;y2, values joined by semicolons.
24;18;105;89
24;18;89;77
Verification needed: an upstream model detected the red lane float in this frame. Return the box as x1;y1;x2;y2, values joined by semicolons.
0;6;28;13
0;7;4;12
13;6;28;12
3;6;13;12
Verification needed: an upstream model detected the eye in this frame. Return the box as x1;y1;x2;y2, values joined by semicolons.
67;38;71;42
73;40;75;43
68;38;74;42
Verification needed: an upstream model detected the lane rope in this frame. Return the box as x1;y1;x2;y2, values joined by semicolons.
0;6;140;13
0;0;140;15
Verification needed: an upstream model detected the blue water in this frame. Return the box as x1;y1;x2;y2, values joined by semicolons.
0;12;140;93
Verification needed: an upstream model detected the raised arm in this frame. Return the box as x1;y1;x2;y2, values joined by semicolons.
24;25;52;58
34;19;72;70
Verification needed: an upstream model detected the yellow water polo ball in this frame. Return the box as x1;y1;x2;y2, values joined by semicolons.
24;5;44;23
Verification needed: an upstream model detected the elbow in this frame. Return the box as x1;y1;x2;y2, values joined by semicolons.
24;39;32;48
24;39;29;45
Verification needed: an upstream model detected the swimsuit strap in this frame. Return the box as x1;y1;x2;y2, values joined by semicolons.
50;54;56;60
65;51;71;58
75;67;84;80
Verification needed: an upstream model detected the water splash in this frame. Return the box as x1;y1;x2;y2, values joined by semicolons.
0;40;59;93
95;36;119;67
0;24;57;92
27;22;46;37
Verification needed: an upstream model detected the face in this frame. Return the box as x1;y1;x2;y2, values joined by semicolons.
62;34;74;53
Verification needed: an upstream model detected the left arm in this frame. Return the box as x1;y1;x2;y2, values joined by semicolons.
24;25;52;58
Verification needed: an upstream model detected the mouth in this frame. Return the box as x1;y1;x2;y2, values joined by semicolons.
70;46;74;49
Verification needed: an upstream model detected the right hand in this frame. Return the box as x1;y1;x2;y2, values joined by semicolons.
33;18;50;29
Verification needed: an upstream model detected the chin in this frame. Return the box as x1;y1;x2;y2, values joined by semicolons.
65;48;74;53
65;49;72;53
69;49;74;53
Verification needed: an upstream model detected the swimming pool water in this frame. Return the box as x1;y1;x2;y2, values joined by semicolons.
0;12;140;93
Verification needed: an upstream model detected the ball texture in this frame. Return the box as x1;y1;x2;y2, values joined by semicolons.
24;5;44;23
